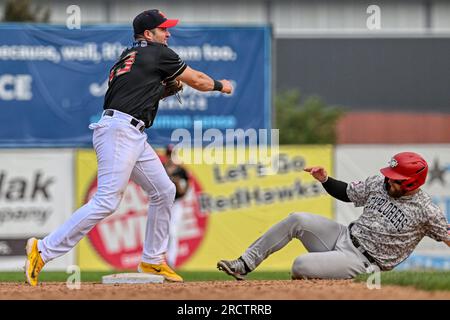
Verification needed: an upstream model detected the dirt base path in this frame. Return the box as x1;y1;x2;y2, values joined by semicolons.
0;280;449;300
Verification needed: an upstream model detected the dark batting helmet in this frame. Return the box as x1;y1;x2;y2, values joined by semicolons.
380;152;428;192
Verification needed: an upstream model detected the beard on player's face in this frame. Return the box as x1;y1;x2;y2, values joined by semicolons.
387;187;405;198
384;178;406;198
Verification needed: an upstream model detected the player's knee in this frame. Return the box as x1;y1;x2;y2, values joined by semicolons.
168;182;176;200
100;198;122;214
287;212;311;228
291;256;314;280
92;192;122;215
163;182;176;202
150;181;176;204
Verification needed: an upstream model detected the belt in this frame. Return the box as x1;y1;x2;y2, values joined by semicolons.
103;109;145;133
348;225;379;267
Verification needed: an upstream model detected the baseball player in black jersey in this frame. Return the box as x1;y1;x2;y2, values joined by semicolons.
218;152;450;280
25;9;233;286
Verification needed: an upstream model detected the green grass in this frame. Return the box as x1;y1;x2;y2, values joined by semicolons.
355;270;450;292
0;270;291;283
5;270;449;292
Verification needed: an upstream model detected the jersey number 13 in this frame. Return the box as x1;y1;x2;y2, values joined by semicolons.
108;51;137;84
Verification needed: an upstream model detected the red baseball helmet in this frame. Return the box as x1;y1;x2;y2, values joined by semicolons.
380;152;428;192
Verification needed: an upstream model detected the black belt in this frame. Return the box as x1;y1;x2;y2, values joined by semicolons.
348;225;379;267
104;109;145;133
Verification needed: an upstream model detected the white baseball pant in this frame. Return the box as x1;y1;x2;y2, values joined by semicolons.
167;199;184;266
38;109;176;265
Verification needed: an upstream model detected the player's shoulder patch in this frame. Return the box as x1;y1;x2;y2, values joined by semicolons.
350;181;364;188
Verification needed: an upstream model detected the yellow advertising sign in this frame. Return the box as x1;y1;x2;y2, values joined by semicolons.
76;146;333;271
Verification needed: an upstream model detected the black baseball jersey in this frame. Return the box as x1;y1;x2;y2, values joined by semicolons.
103;41;187;127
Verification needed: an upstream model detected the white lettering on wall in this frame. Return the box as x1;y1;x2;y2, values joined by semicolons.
0;74;32;101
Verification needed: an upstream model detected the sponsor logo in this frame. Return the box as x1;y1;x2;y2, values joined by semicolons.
0;171;54;226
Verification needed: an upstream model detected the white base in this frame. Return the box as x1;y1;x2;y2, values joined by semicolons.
102;273;165;284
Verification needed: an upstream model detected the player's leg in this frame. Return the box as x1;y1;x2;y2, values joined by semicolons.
130;142;181;282
291;250;368;279
218;212;345;279
37;119;145;263
167;200;183;267
243;212;344;269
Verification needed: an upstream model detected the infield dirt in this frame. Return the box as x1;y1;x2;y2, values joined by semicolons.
0;280;449;300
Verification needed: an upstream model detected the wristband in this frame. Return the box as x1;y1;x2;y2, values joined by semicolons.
213;80;223;91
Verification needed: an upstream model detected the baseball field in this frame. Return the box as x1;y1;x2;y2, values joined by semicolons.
0;270;449;300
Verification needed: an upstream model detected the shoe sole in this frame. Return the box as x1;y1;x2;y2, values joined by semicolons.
24;238;37;286
217;261;246;280
137;264;183;283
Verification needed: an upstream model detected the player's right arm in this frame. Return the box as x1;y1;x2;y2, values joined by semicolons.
177;66;232;94
304;167;351;202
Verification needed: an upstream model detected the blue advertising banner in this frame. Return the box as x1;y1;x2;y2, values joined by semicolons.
0;24;271;147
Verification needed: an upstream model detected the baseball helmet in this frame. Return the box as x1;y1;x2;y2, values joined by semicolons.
380;152;428;192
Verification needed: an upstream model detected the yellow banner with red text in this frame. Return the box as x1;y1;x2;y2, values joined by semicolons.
76;146;333;271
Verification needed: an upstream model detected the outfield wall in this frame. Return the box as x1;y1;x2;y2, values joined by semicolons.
0;145;448;271
0;149;76;271
0;25;271;148
75;146;333;271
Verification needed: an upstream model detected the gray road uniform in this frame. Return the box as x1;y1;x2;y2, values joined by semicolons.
238;175;449;279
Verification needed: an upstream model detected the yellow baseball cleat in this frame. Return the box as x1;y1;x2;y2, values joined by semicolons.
137;261;183;282
24;238;45;286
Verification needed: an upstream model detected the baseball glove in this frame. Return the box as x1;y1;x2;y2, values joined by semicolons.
161;79;183;103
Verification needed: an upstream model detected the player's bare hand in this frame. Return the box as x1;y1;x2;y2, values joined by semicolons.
219;80;233;94
304;166;328;183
